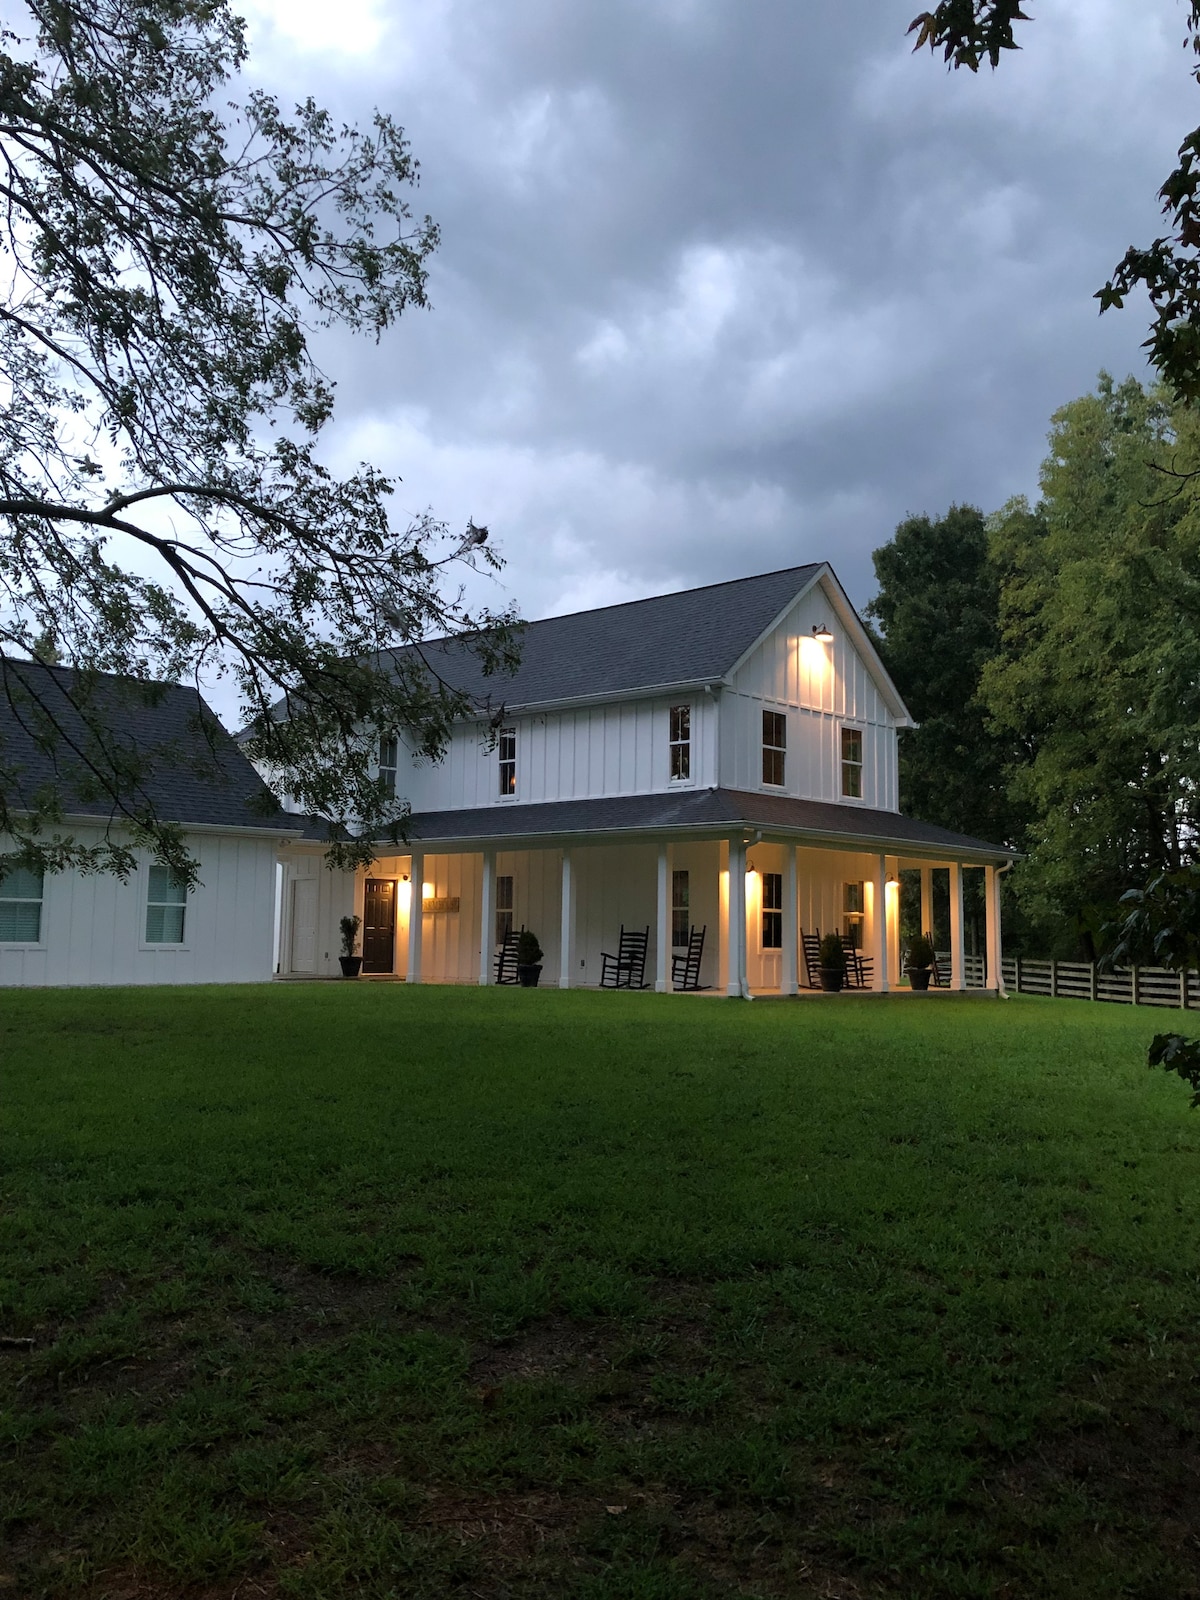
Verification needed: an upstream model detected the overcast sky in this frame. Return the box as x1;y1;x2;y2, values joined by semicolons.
239;0;1194;625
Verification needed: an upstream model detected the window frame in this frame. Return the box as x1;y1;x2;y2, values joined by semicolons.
669;704;692;784
377;733;398;799
840;725;864;800
761;870;783;950
762;709;787;788
843;880;865;950
498;725;517;798
0;864;46;947
142;862;189;949
495;874;514;946
671;868;690;947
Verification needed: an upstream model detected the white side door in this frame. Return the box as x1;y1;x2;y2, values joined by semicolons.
290;878;318;973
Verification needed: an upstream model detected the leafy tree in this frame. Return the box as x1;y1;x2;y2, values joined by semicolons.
0;0;518;882
909;2;1200;405
867;504;1018;849
982;375;1200;954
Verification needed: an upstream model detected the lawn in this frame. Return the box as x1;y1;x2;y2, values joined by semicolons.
2;985;1199;1599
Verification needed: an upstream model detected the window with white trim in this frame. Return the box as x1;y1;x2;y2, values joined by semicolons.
672;869;690;947
762;872;783;949
498;726;517;796
669;705;691;782
843;881;865;949
378;734;398;798
145;865;187;944
0;865;43;942
841;727;863;798
495;875;514;945
762;710;786;787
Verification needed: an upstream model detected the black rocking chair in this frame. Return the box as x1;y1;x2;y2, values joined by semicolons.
846;947;874;989
800;928;823;989
493;926;520;985
671;925;709;991
600;925;650;989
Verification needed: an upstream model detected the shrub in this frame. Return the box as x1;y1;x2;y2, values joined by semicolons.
906;934;934;969
818;932;846;970
339;914;362;957
517;928;543;966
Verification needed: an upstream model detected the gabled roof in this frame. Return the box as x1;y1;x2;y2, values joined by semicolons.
0;660;297;833
390;563;825;709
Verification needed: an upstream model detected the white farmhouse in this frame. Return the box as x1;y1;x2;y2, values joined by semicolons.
279;563;1013;994
0;662;304;986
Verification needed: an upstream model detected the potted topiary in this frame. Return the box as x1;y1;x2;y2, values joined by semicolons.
818;931;847;993
905;934;935;991
516;928;544;988
339;914;363;978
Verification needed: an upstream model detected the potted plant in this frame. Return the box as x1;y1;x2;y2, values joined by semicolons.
905;933;935;991
515;928;544;988
818;931;847;993
339;914;363;978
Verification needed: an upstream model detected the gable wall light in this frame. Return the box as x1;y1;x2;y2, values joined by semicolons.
812;623;834;642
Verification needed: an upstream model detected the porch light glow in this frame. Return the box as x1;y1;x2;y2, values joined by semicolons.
398;879;412;912
422;881;435;901
812;623;834;643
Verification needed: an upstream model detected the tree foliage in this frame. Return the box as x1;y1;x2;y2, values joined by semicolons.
909;1;1200;405
866;504;1018;851
982;376;1200;953
0;0;518;881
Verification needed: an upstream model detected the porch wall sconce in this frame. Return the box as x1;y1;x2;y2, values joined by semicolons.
812;623;834;643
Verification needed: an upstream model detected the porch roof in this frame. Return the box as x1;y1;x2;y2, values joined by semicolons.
388;788;1013;863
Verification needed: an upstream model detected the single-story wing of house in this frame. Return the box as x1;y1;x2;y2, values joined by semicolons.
0;660;305;986
275;561;1015;995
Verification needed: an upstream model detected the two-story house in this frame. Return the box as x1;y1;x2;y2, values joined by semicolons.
277;563;1014;994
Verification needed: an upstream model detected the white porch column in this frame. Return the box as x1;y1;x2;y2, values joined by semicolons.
559;849;574;990
872;853;890;992
920;866;933;942
655;842;672;993
478;847;495;986
726;836;748;998
985;864;1005;996
406;847;424;984
782;844;799;996
949;861;966;991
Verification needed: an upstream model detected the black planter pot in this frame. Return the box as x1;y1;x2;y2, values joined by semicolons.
818;966;845;993
339;955;363;978
906;966;932;991
516;963;543;988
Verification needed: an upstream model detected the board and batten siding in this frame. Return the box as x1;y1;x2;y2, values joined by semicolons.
0;827;280;986
722;583;900;811
394;694;718;813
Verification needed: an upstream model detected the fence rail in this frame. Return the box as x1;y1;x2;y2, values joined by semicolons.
999;956;1200;1010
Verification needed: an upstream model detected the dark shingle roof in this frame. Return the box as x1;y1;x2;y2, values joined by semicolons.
390;564;824;708
387;788;1012;861
0;660;299;833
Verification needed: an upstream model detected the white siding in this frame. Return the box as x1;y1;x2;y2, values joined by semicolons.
0;827;279;986
724;579;901;811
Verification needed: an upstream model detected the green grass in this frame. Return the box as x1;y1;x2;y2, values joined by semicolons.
2;985;1200;1598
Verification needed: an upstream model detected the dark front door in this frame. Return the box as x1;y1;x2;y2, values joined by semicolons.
362;878;396;974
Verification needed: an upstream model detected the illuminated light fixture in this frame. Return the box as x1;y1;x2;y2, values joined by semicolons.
812;623;834;643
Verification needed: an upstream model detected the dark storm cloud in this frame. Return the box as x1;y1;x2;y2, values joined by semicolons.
241;0;1196;620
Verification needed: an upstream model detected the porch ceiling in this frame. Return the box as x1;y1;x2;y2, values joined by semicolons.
373;788;1013;865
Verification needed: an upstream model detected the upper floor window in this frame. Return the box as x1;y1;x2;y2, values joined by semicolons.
762;871;783;949
378;734;398;799
841;727;863;798
498;726;517;795
146;865;187;944
669;705;691;782
0;865;43;942
495;874;514;945
672;869;690;946
762;710;786;787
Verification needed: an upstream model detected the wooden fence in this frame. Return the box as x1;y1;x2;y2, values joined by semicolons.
999;956;1198;1009
926;951;1198;1008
